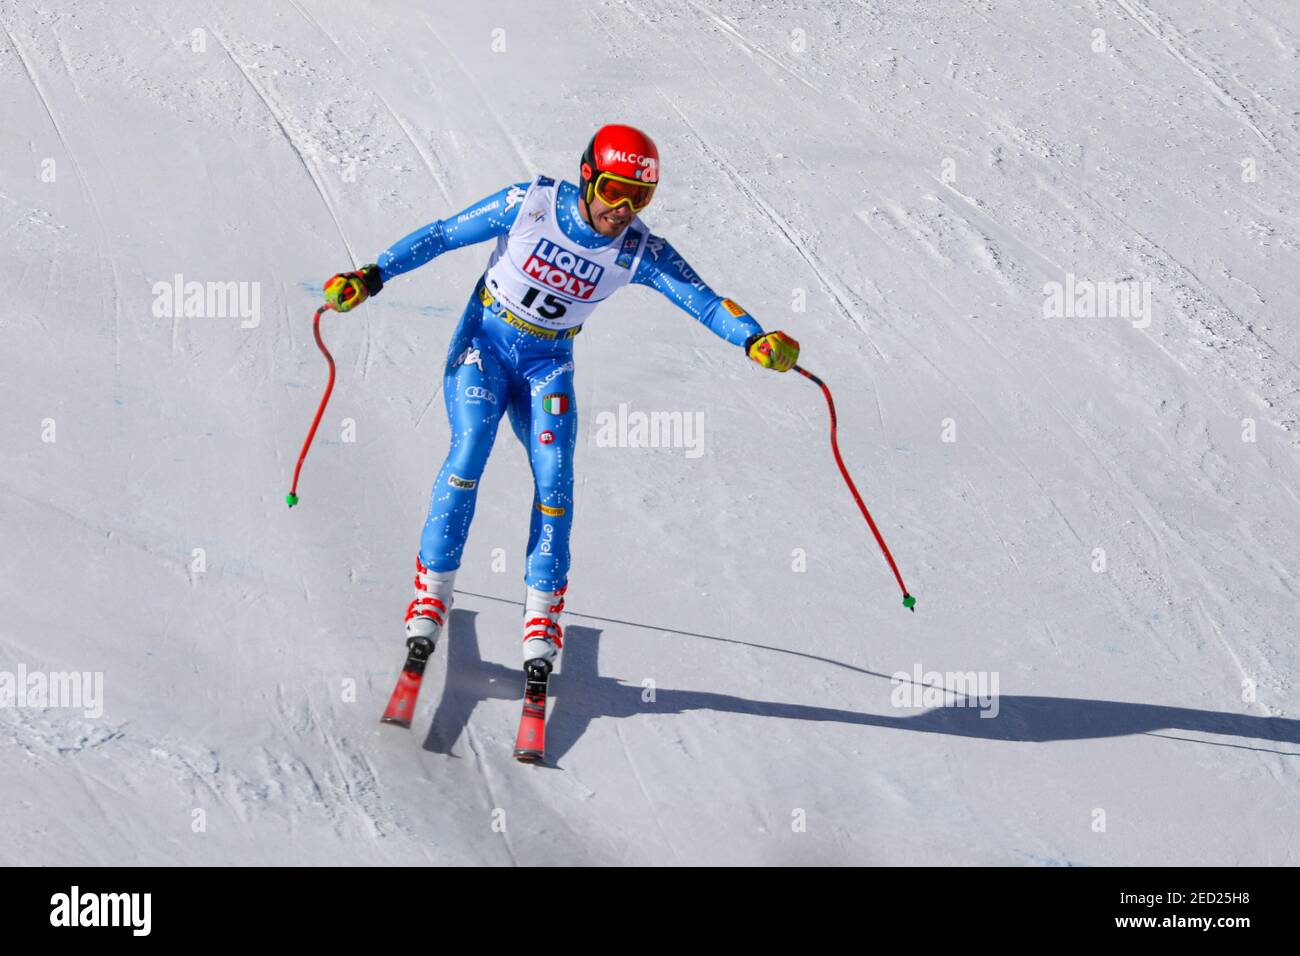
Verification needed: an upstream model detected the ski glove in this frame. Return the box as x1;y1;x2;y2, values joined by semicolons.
745;330;800;372
324;264;383;312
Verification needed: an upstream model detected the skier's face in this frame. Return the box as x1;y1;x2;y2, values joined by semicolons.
584;194;635;237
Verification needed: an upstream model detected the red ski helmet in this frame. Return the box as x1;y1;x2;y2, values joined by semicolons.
580;124;659;211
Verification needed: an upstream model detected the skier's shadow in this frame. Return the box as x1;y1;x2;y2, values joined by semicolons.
424;611;1300;763
418;611;624;765
420;610;522;758
418;610;622;765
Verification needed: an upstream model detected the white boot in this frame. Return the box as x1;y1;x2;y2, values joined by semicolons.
405;557;456;646
522;584;567;665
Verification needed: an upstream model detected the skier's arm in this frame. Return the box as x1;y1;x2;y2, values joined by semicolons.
376;182;530;281
632;235;761;345
632;235;800;370
323;182;529;312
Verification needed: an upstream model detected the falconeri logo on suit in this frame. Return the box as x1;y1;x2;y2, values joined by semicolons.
523;239;604;299
530;361;574;396
456;200;500;224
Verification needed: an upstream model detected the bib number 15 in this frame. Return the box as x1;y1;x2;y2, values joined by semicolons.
519;285;569;320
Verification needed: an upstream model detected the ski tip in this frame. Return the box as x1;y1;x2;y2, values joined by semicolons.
380;715;412;729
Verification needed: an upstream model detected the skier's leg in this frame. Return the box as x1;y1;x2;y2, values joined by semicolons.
522;360;577;590
420;339;510;571
516;357;578;663
505;373;531;448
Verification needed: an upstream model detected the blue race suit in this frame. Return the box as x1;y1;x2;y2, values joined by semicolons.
375;177;763;592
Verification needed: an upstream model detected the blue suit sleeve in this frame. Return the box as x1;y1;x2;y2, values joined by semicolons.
375;182;530;282
631;234;764;347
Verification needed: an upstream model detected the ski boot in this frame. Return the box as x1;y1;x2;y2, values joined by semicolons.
521;583;566;666
381;558;456;727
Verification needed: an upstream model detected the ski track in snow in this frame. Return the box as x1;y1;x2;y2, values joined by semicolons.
1;18;124;373
663;94;886;360
614;722;682;863
209;26;357;265
465;722;521;866
207;15;378;379
285;0;454;208
1112;0;1290;153
683;0;825;95
421;18;536;175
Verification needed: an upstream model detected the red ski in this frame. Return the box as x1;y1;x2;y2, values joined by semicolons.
380;637;435;728
513;660;552;763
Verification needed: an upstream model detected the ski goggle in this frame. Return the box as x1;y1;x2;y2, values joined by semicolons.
591;170;656;212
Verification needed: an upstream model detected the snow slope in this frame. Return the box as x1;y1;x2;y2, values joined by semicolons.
2;0;1298;865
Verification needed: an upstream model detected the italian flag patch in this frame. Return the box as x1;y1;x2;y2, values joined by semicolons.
542;393;569;415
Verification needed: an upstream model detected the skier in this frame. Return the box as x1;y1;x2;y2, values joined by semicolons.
323;124;799;692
